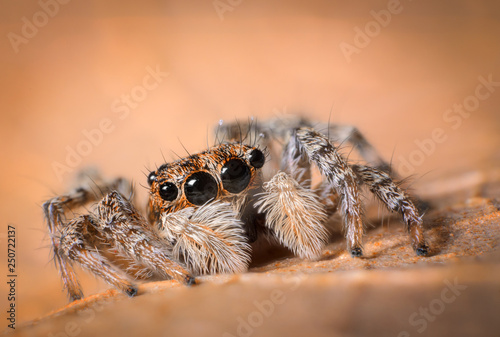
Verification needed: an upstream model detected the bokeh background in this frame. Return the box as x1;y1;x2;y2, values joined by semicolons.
1;0;499;331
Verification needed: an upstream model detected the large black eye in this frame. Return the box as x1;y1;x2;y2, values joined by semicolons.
221;159;251;193
184;172;218;206
249;149;265;168
159;182;178;202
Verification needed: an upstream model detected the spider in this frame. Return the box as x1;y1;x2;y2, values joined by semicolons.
44;115;429;301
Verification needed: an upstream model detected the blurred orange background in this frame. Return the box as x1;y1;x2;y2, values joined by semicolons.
0;0;499;326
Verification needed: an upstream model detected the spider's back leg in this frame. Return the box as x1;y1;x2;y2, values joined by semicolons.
318;123;394;174
351;165;429;255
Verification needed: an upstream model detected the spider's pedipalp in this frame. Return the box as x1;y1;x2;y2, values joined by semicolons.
351;165;429;255
255;171;329;259
294;127;365;256
159;201;251;275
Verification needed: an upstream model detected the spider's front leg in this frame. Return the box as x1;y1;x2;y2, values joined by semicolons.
95;192;195;285
43;173;134;300
285;128;365;256
51;190;194;300
57;215;139;299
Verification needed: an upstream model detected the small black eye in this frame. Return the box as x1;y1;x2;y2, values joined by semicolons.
249;149;265;168
159;182;178;202
184;172;218;206
148;172;157;186
221;159;251;193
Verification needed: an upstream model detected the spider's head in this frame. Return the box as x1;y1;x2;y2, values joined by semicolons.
146;143;265;224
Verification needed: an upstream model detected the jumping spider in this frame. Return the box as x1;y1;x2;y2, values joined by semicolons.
44;116;429;301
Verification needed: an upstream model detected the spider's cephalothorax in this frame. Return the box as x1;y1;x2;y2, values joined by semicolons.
44;116;429;301
147;143;265;221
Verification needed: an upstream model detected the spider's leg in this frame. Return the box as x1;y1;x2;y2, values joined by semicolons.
280;126;341;224
158;201;251;275
320;123;393;174
95;191;194;285
323;123;432;213
43;176;128;236
351;165;429;256
255;172;329;259
43;170;132;245
314;180;341;217
58;215;138;300
280;130;312;187
293;127;365;257
43;173;133;301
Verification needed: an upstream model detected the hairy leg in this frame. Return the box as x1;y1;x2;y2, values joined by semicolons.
43;172;133;300
351;164;429;255
47;185;195;300
318;123;394;174
293;127;365;256
94;191;194;284
58;215;137;300
314;180;341;217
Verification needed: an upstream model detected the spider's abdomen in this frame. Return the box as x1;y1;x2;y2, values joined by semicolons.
147;143;265;224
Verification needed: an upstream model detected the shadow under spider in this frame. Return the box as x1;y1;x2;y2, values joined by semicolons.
423;213;453;256
248;207;452;271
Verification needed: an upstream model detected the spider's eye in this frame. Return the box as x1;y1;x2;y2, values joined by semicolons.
248;149;265;168
221;159;251;193
184;172;218;206
148;172;157;186
159;182;178;202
